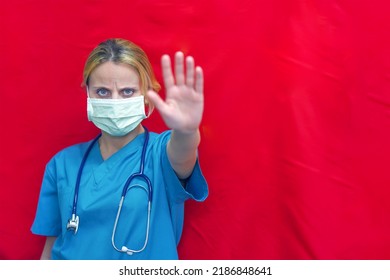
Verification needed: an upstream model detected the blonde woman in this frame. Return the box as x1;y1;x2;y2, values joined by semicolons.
31;39;208;259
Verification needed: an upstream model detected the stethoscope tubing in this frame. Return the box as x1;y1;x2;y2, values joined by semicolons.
67;127;152;255
121;128;152;201
72;133;101;216
71;127;150;217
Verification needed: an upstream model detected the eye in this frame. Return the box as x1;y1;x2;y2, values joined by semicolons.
121;88;137;97
96;88;110;97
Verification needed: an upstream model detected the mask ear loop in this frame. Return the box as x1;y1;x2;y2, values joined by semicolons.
144;93;154;118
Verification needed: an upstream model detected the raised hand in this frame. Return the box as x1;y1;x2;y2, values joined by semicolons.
147;51;204;134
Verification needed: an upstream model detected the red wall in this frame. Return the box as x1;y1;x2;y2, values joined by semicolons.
1;0;390;259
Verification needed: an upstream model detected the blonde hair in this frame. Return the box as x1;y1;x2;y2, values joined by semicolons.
82;38;161;111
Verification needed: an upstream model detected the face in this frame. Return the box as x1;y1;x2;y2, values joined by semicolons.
87;61;141;99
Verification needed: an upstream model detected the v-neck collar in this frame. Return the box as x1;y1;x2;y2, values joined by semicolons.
90;132;147;187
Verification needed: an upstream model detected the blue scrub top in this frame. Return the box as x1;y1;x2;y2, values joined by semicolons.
31;130;208;260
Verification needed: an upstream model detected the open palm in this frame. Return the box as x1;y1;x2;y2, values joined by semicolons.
147;52;204;133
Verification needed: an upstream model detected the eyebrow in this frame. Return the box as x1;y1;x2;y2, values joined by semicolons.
90;85;139;90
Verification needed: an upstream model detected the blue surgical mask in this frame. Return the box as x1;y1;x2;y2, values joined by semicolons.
87;95;147;137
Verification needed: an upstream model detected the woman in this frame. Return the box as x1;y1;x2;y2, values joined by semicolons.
31;38;208;260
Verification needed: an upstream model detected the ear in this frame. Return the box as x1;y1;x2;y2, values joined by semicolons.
143;93;153;117
145;100;154;118
85;86;90;97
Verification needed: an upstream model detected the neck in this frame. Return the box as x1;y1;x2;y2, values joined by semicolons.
99;125;144;160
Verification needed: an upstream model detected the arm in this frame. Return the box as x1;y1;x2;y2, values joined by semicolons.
40;236;56;260
147;52;204;179
167;129;200;179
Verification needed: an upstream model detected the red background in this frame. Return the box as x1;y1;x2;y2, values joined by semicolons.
1;0;390;259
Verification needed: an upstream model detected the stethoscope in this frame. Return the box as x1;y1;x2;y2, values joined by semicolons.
66;127;152;255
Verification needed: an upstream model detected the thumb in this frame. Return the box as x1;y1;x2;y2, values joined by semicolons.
146;90;168;113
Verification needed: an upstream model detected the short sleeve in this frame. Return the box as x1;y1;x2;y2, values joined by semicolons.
157;131;209;204
31;159;62;236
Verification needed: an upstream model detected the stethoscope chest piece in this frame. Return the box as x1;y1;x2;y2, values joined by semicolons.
67;214;80;234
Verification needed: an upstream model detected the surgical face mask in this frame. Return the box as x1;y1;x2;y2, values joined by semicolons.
87;95;147;137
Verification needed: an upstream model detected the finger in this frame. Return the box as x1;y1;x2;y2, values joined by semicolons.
175;51;185;86
186;56;195;88
146;90;169;113
195;66;204;94
161;55;175;89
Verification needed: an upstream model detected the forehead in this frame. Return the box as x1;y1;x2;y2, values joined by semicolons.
89;61;139;85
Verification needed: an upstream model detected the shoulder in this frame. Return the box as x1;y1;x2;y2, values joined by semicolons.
146;130;173;156
46;137;97;169
55;140;92;159
148;130;172;147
